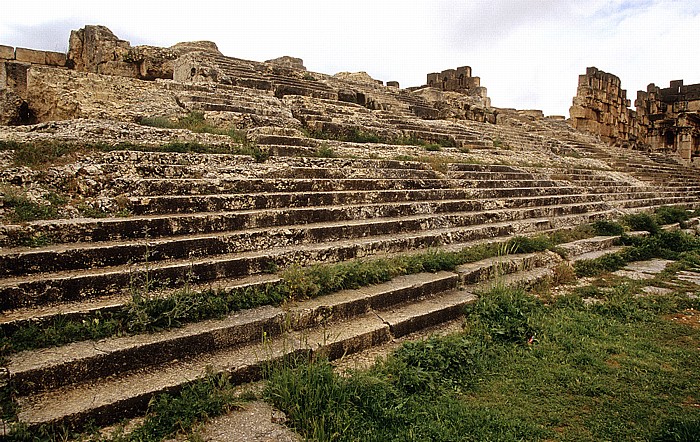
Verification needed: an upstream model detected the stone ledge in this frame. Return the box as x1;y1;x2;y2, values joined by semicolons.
14;48;66;67
0;45;14;60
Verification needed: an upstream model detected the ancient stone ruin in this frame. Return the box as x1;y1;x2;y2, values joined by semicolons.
1;25;699;436
570;66;700;162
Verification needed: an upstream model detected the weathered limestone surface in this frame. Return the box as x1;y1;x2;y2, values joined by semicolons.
68;25;222;81
265;56;306;71
0;45;14;60
0;89;25;125
570;67;700;162
67;25;131;73
333;71;380;85
26;66;183;122
569;67;635;146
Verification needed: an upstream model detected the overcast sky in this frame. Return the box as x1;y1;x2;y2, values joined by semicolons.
2;0;698;116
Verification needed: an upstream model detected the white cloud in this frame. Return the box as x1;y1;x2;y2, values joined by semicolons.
1;0;698;116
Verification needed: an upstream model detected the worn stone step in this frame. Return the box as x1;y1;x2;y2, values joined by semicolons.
2;192;616;247
125;188;481;215
557;235;620;258
7;271;458;396
12;243;575;431
123;187;633;216
0;208;608;309
15;313;386;429
445;171;539;181
456;251;562;285
1;198;618;278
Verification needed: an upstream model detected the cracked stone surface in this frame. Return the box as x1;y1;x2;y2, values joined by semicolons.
613;259;675;280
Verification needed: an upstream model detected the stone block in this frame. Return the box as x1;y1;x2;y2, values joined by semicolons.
386;81;399;88
15;48;46;64
45;51;67;67
97;61;139;78
0;45;14;60
4;62;29;97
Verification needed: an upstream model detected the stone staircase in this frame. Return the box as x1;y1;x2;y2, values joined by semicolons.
3;47;700;435
2;140;699;432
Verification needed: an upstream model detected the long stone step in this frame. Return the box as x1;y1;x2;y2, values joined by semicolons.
14;239;576;430
1;198;624;278
111;177;457;196
8;271;459;396
0;207;612;310
3;193;690;280
0;229;643;333
2;193;616;247
122;187;642;216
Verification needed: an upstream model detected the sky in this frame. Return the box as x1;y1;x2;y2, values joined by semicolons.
1;0;699;116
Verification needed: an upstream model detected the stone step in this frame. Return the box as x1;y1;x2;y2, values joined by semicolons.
3;191;627;247
123;188;643;216
445;171;539;181
111;177;456;196
0;226;604;332
7;271;459;396
0;274;280;333
1;196;634;277
556;235;620;258
0;207;611;310
14;239;575;430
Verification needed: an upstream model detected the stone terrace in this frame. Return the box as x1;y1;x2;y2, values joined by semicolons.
1;27;700;434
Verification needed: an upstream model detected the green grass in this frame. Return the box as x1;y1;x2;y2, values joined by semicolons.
1;188;65;222
6;371;242;442
575;229;700;277
0;112;269;172
139;111;247;144
264;281;700;442
314;143;338;158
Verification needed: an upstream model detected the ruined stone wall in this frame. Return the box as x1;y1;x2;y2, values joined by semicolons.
67;25;221;81
1;45;67;124
1;45;67;94
570;67;700;162
426;66;488;100
569;67;637;146
635;80;700;160
26;66;183;122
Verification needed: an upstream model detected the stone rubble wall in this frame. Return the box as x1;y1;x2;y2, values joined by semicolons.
26;66;184;122
570;67;700;163
0;46;66;125
569;67;637;147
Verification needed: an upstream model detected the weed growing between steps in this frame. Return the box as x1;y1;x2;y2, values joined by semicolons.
302;126;457;149
1;187;66;222
4;371;244;442
264;276;700;441
0;134;269;173
139;111;247;144
575;229;700;278
0;229;594;357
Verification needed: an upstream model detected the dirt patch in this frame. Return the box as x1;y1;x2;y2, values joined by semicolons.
665;309;700;330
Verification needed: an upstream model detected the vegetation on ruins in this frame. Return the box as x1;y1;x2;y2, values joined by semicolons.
302;126;457;150
0;209;686;358
264;274;699;441
0;225;597;358
139;111;247;143
2;209;700;440
0;137;269;171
